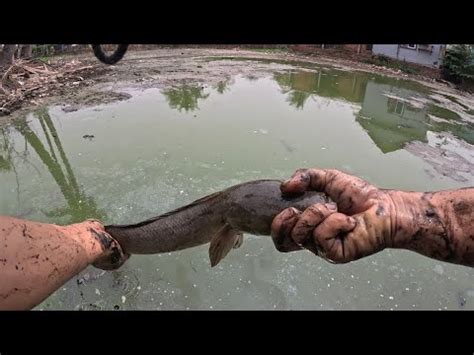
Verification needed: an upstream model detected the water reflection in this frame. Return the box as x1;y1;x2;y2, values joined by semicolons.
215;79;231;94
274;70;368;107
154;67;472;157
12;108;105;223
358;81;474;153
357;82;429;153
162;85;210;112
0;127;21;206
273;69;473;152
0;128;13;171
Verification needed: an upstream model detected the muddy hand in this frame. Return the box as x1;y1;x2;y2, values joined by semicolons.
82;219;130;270
271;169;395;263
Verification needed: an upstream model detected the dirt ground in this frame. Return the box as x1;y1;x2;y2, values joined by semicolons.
1;47;473;126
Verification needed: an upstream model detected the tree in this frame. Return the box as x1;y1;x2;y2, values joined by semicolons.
20;45;33;58
0;45;17;66
0;44;34;67
441;45;474;85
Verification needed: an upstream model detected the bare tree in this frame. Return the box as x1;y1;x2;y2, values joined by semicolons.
21;45;33;58
0;45;17;66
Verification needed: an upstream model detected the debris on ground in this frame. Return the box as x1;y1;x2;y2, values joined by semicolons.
0;58;106;116
1;47;472;124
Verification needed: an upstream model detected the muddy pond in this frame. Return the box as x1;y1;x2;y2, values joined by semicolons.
1;56;474;310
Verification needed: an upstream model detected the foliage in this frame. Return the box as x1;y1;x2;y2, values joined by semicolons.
362;54;420;75
441;45;474;85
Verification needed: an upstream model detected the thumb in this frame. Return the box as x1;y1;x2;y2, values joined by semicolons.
281;169;378;214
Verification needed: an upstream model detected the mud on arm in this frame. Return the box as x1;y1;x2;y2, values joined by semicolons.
389;188;474;266
271;168;474;267
0;216;128;310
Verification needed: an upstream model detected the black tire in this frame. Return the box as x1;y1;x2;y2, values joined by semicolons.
91;44;129;65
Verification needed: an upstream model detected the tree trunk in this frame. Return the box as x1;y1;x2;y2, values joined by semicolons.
21;45;33;58
0;45;17;66
15;45;22;58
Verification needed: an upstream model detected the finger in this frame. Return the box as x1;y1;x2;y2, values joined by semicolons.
282;169;377;214
271;207;303;253
280;168;314;197
312;212;357;263
291;203;336;246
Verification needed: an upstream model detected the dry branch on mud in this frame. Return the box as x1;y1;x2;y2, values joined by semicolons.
0;59;104;116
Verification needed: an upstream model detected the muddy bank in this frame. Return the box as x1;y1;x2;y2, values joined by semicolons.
0;58;112;124
405;132;474;183
59;91;132;112
2;47;473;126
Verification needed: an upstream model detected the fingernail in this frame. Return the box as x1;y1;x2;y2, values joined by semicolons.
287;207;301;217
278;208;294;221
280;179;292;190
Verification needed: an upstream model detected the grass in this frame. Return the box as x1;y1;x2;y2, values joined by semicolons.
427;104;462;120
36;56;51;63
441;94;470;110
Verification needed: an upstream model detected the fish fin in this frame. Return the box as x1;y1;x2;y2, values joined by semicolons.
209;224;243;267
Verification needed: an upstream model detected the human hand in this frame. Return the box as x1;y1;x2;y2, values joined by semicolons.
271;169;405;263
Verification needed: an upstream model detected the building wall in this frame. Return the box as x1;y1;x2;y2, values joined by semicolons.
372;45;445;68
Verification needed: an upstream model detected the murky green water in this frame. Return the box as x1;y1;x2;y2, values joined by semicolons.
1;64;474;310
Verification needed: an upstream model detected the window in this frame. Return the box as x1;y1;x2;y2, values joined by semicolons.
395;101;405;115
387;98;405;116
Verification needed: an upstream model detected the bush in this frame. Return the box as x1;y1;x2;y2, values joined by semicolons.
441;45;474;84
362;54;420;74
